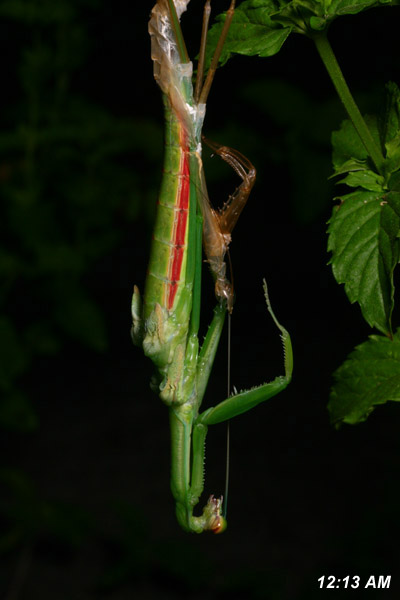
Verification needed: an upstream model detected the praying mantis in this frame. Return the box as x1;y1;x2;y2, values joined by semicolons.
132;0;293;533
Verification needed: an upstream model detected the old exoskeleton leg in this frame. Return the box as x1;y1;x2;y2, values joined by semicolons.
201;137;256;312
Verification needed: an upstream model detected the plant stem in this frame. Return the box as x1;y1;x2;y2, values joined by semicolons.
313;32;385;175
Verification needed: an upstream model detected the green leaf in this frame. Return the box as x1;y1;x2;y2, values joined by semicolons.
327;189;400;335
332;83;400;180
328;83;400;333
328;329;400;425
205;1;292;67
206;0;400;67
315;0;398;19
338;169;385;192
382;82;400;175
331;157;369;176
331;116;381;173
287;0;400;31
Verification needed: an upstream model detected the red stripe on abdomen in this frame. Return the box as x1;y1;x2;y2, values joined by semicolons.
167;141;190;310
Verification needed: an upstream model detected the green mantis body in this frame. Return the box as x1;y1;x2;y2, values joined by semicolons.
132;0;293;533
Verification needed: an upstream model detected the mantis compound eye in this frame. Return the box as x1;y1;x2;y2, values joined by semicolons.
211;515;227;534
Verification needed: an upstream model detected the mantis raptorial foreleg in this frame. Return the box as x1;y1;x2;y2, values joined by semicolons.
171;279;292;533
198;281;292;425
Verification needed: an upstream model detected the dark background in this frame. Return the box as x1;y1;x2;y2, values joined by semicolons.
1;1;400;598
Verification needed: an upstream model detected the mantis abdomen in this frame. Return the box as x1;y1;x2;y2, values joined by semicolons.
143;101;192;321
